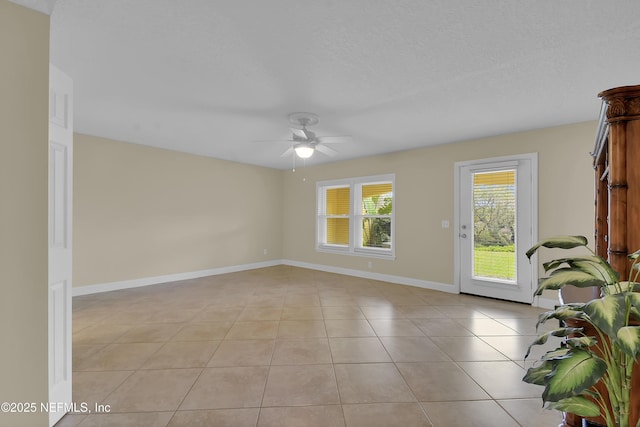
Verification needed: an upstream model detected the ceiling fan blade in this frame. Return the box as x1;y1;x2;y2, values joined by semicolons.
280;146;294;157
316;136;352;144
252;139;294;144
315;144;338;157
290;128;307;139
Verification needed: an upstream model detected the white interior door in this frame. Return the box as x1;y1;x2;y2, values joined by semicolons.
48;64;73;427
456;154;537;304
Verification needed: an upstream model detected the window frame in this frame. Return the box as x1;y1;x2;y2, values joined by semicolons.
316;174;395;259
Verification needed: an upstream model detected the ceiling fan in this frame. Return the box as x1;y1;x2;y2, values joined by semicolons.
266;112;351;159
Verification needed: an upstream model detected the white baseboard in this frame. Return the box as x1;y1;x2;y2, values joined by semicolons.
282;259;458;294
534;296;559;309
72;259;284;296
77;260;560;304
73;259;457;297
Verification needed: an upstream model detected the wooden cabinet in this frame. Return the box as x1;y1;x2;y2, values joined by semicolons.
566;84;640;427
593;84;640;280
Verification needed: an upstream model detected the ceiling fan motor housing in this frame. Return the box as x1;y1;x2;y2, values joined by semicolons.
288;112;319;128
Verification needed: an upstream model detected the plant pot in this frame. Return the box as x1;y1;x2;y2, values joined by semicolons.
562;413;606;427
558;286;600;304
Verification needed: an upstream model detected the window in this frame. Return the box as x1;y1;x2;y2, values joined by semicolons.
317;174;394;258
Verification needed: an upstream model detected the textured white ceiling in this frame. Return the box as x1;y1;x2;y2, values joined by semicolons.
19;0;640;169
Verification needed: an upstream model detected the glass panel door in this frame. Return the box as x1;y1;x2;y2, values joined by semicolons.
457;155;536;303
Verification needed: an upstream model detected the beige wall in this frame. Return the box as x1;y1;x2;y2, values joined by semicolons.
0;1;50;425
73;134;283;287
282;121;597;289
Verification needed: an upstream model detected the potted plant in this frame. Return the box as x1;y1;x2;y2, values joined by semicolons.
523;236;640;427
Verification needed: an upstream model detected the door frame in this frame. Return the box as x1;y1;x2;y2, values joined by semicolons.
453;153;539;305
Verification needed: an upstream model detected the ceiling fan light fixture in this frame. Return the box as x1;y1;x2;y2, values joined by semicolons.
294;143;314;159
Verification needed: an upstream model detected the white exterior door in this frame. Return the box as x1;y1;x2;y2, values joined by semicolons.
48;64;73;427
455;154;537;304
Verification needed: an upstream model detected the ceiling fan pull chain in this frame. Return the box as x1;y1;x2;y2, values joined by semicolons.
292;150;296;172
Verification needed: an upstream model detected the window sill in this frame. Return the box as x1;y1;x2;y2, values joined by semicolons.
316;245;396;260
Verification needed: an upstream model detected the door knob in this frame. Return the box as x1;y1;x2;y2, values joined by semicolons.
460;233;467;238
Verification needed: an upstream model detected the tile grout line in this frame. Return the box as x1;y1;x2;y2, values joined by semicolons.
255;297;283;426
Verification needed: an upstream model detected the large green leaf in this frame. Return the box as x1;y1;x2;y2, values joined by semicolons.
625;292;640;323
552;327;585;337
546;396;601;418
612;281;640;292
540;347;572;361
524;327;583;359
537;306;584;323
627;291;640;308
604;281;637;294
543;256;619;285
535;268;606;296
583;294;626;339
522;362;553;386
617;326;640;358
565;336;598;350
526;236;588;260
525;334;551;360
570;260;619;285
536;306;586;330
543;349;606;402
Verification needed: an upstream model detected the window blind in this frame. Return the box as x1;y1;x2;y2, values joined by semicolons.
472;169;516;280
324;186;350;245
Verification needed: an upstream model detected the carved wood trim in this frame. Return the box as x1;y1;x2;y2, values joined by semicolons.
600;85;640;122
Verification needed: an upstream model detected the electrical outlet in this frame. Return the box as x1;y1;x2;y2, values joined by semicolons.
441;220;450;229
263;248;268;255
367;261;373;269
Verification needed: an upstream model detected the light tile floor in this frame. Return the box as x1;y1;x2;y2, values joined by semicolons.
57;266;564;427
